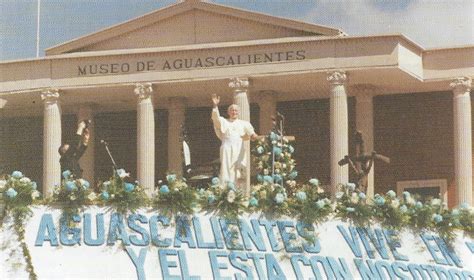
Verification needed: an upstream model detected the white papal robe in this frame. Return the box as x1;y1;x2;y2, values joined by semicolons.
211;107;255;187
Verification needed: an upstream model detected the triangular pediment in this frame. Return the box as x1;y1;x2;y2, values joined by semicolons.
46;1;344;55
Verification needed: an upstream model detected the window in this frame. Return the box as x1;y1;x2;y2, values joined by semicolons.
396;179;447;203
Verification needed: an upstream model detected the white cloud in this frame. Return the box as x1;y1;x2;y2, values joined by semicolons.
304;0;473;48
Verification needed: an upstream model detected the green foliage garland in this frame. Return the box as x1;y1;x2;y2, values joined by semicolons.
199;178;246;221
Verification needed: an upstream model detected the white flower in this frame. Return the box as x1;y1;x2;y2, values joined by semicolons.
70;195;77;201
406;197;416;206
111;194;115;199
103;181;111;188
282;164;287;169
317;187;325;194
350;193;359;204
227;190;236;203
116;168;130;179
0;180;6;190
391;199;400;208
335;192;344;199
31;190;40;199
87;192;97;201
19;177;31;184
431;198;441;206
275;169;280;174
263;169;269;175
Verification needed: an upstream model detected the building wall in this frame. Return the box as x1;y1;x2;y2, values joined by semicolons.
373;92;455;204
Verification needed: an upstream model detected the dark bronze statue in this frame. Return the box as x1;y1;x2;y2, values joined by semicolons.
338;131;390;191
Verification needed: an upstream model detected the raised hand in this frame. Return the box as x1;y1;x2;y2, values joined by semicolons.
212;94;220;107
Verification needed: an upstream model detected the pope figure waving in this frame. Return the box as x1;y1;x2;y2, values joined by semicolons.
211;94;258;189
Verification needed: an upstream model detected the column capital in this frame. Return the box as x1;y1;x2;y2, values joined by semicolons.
450;77;472;94
134;83;153;99
41;89;60;103
350;84;377;99
327;71;347;85
168;97;187;111
229;77;250;91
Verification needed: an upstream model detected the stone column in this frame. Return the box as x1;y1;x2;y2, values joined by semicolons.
328;71;349;197
77;105;95;185
168;97;186;176
135;83;155;195
450;77;472;206
229;77;251;195
41;89;61;197
354;85;375;198
258;91;277;135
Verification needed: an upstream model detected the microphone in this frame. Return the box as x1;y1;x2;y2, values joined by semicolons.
100;139;107;145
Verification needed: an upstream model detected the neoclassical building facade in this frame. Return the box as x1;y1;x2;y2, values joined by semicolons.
0;0;473;206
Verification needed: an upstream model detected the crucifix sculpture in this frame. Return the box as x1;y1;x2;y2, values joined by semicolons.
338;131;390;192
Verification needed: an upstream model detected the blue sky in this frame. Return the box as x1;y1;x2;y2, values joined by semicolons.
0;0;472;61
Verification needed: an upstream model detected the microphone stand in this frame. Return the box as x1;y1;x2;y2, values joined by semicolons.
101;140;118;174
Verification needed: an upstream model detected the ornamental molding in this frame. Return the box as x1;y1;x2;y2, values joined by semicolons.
229;77;250;91
134;83;153;99
450;77;472;94
327;71;347;85
40;89;60;104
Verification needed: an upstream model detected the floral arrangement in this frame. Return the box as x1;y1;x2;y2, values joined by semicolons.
371;190;410;231
52;170;94;224
334;183;373;228
289;178;332;226
199;177;246;221
252;132;298;193
247;181;292;219
152;174;198;218
98;168;148;214
0;171;40;279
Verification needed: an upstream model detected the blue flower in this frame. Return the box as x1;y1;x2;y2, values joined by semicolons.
227;181;236;191
315;200;325;209
11;171;23;179
387;190;397;198
402;191;411;198
399;205;408;213
296;191;307;202
309;178;319;186
288;145;295;154
124;183;135;192
249;197;259;207
346;183;356;191
346;207;355;212
160;185;170;194
288;171;298;180
101;191;110;200
415;201;423;209
432;214;443;224
62;170;72;179
274;193;285;204
65;181;77;191
5;188;17;198
208;194;216;204
460;202;470;209
211;177;220;185
375;196;386;206
263;175;273;184
273;146;282;157
256;146;264;154
270;132;279;141
166;174;177;183
257;174;264;183
273;174;283;184
31;181;37;190
358;192;366;200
